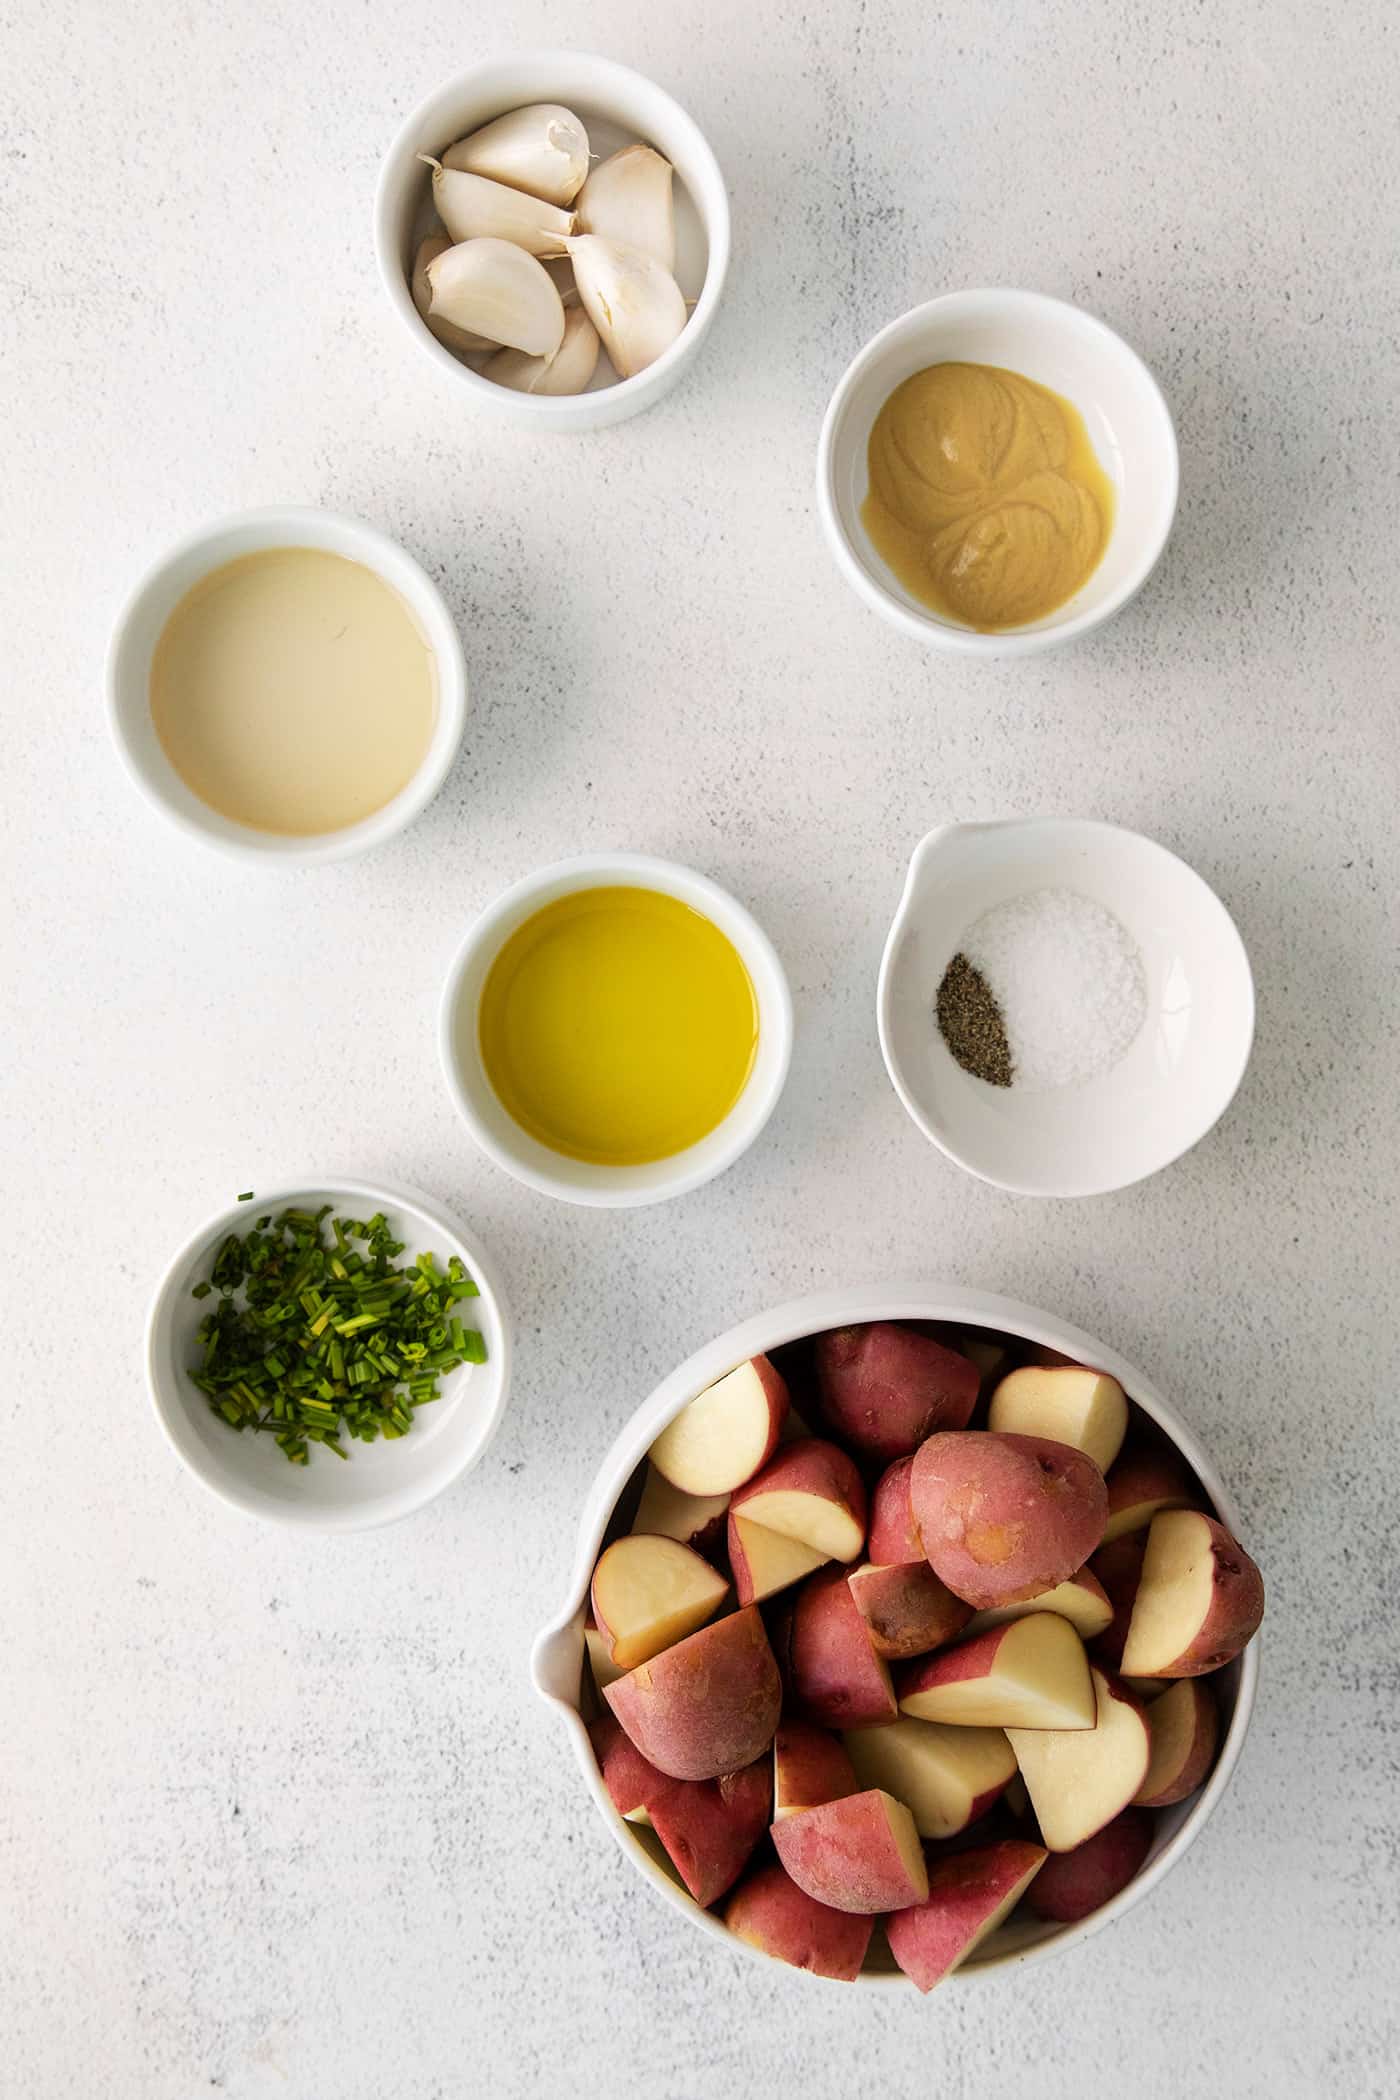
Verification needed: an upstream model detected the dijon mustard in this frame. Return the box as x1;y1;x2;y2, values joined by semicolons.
862;362;1114;631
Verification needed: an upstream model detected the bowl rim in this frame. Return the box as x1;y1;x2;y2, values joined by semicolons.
373;50;732;423
437;851;794;1208
145;1175;512;1530
529;1284;1260;1988
876;816;1257;1197
104;504;469;866
815;288;1181;657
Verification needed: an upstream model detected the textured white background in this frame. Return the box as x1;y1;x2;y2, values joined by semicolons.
3;0;1398;2093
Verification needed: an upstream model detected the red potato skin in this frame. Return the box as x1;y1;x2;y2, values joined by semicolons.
588;1713;672;1820
773;1720;857;1818
885;1839;1048;1991
868;1456;923;1565
897;1618;1030;1700
910;1432;1109;1610
730;1439;868;1556
1089;1533;1147;1666
847;1561;973;1661
724;1861;874;1981
603;1605;782;1781
1136;1679;1220;1806
815;1323;979;1463
771;1791;924;1913
648;1757;772;1909
725;1511;758;1605
788;1565;897;1727
1025;1809;1153;1922
741;1355;791;1478
1128;1515;1265;1676
590;1716;771;1906
1103;1443;1197;1540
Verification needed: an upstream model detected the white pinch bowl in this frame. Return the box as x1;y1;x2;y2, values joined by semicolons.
878;818;1255;1198
439;852;793;1208
817;288;1179;655
530;1286;1258;1987
106;507;468;866
375;52;730;432
146;1179;511;1530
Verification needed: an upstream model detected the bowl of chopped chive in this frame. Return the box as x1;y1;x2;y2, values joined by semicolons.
146;1180;511;1528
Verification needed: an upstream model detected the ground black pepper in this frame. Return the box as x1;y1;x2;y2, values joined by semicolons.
935;952;1013;1086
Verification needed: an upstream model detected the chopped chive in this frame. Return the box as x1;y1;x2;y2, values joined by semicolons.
186;1205;485;1466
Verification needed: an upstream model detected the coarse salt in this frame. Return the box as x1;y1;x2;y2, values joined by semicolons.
961;888;1146;1091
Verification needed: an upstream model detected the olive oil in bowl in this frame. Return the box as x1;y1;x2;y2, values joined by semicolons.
478;887;758;1166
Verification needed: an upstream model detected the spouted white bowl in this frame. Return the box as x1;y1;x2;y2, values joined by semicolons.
530;1287;1258;1987
878;819;1255;1198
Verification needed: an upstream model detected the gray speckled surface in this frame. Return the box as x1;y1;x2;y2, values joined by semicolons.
3;0;1398;2092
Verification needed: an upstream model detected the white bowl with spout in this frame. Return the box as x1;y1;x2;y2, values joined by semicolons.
877;819;1255;1197
529;1286;1259;1987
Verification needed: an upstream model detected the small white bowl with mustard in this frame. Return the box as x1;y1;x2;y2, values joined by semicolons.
439;853;793;1207
106;506;467;864
817;289;1178;657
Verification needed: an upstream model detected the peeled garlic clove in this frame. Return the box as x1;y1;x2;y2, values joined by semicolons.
443;103;589;207
419;158;575;258
427;237;565;358
561;235;686;380
484;304;601;397
412;236;493;352
575;145;675;271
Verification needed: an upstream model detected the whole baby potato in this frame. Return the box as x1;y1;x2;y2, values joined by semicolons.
815;1323;978;1463
910;1431;1108;1610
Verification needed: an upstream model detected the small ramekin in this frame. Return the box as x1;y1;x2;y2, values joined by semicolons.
817;289;1179;656
106;506;468;865
146;1178;511;1531
374;52;730;432
438;853;793;1207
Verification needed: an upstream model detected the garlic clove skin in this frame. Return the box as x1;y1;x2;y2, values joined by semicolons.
561;234;687;380
411;236;494;353
443;103;590;207
426;237;565;358
575;145;675;271
483;304;601;397
419;158;575;258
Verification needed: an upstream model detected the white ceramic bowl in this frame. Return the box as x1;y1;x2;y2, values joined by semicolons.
878;819;1254;1198
375;52;730;432
817;289;1179;655
146;1178;511;1529
107;507;468;865
530;1286;1259;1987
439;853;793;1207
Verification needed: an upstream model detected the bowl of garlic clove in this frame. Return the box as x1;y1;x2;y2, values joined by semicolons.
375;53;730;431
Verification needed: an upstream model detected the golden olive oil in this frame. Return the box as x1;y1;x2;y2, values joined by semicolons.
477;887;759;1166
